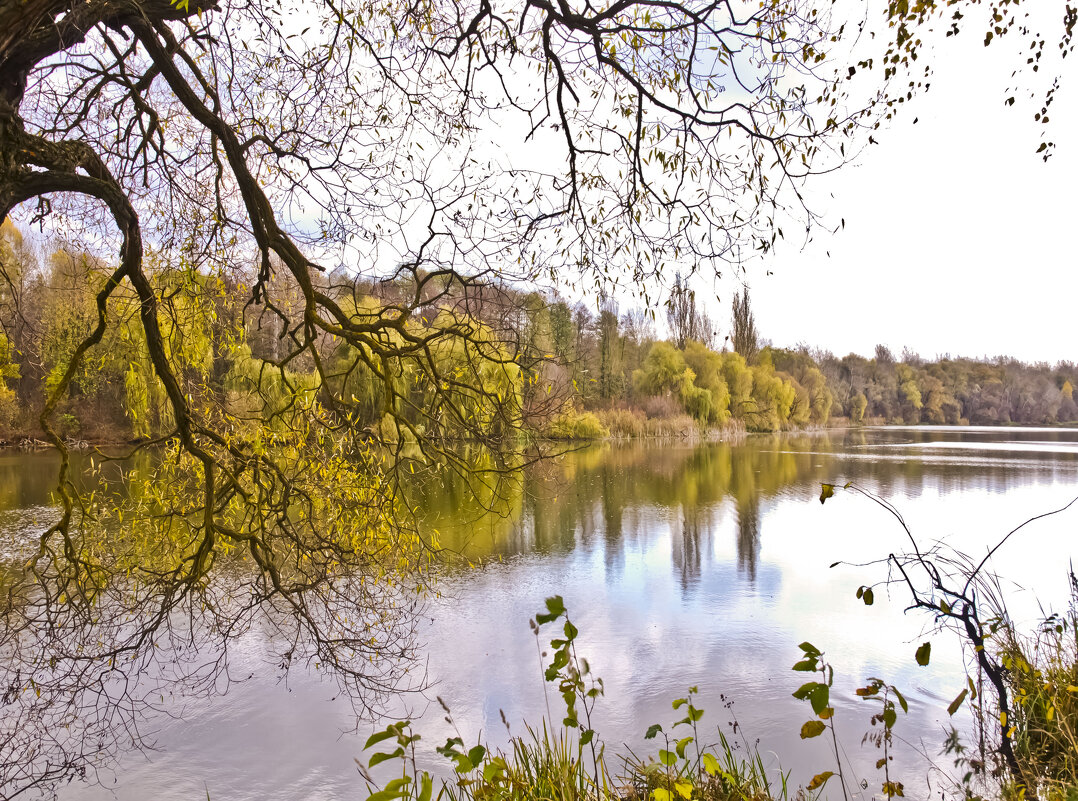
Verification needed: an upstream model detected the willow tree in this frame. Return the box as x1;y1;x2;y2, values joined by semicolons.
0;0;1070;792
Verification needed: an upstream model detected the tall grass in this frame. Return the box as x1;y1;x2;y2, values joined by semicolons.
993;573;1078;800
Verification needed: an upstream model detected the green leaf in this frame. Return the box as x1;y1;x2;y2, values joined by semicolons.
580;729;594;746
652;788;672;801
384;778;413;795
483;760;504;783
368;748;404;768
367;789;407;801
915;642;931;667
467;745;486;766
862;587;874;605
883;707;897;729
418;773;433;801
893;687;908;714
820;483;835;504
800;720;827;739
947;688;969;716
807;771;834;790
798;642;821;657
368;728;405;750
792;658;817;671
702;753;720;776
810;685;830;716
675;737;693;759
659;749;677;766
793;681;830;715
793;681;822;700
645;724;663;740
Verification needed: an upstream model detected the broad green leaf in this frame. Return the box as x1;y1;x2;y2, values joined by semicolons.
367;789;406;801
883;707;897;729
800;720;827;739
645;724;663;739
819;484;835;504
807;771;833;790
467;745;486;766
893;687;908;713
384;778;412;794
365;726;404;750
702;753;720;776
809;685;830;715
793;681;823;700
915;642;931;667
368;748;404;768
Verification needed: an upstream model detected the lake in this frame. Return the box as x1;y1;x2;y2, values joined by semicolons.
4;426;1077;799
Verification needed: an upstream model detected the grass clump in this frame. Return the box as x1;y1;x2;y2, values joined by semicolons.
358;596;790;801
994;573;1078;800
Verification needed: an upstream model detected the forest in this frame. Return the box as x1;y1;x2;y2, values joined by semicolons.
2;219;1076;444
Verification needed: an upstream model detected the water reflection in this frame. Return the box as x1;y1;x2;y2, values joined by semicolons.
430;428;1078;577
5;428;1076;800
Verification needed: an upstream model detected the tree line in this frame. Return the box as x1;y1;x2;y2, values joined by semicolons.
2;223;1075;441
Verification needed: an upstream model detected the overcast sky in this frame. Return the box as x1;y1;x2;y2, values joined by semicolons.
692;17;1078;365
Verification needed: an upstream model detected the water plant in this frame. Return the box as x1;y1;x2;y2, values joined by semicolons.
358;596;790;801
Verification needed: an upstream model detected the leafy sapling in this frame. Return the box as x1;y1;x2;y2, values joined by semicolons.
533;595;606;791
855;678;909;798
792;641;851;800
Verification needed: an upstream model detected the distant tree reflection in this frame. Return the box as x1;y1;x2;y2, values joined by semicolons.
735;494;761;582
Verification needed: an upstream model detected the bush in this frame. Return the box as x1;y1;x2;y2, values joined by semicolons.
546;407;609;440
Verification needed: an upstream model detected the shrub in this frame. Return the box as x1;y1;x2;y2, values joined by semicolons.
546;407;609;440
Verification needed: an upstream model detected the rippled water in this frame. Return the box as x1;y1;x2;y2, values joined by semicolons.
5;426;1077;800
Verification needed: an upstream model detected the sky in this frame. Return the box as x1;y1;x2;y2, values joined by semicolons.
698;14;1078;365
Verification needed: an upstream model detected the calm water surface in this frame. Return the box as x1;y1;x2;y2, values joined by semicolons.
5;426;1077;800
